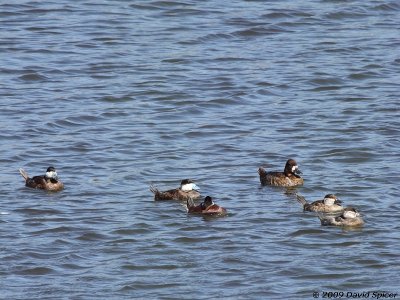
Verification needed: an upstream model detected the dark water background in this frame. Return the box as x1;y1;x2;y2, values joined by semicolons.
1;1;399;299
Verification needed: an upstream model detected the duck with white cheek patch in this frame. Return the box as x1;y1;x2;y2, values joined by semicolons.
150;179;201;201
297;194;344;213
319;207;364;227
19;166;64;192
258;158;304;187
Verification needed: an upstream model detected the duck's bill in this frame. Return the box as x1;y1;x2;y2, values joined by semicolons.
191;183;200;191
293;168;302;177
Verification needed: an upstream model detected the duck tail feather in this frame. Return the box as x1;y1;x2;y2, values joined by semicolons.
187;197;195;209
19;168;29;180
258;167;267;177
296;193;308;206
149;184;158;195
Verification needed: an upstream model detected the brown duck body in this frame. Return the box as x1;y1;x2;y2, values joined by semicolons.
258;169;304;187
319;208;364;227
297;194;344;213
150;179;201;201
187;203;227;215
258;159;303;187
19;168;64;192
303;200;343;213
150;186;201;201
187;196;227;216
320;214;364;227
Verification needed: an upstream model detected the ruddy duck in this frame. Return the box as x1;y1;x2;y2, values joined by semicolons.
19;166;64;192
150;179;201;201
319;207;364;227
297;194;343;213
258;158;303;187
187;196;227;216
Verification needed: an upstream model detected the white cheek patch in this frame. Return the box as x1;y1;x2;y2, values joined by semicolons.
181;183;191;191
343;211;357;219
45;171;58;179
291;166;298;172
181;183;200;192
324;198;336;206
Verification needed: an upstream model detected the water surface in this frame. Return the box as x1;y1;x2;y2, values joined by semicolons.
1;1;399;299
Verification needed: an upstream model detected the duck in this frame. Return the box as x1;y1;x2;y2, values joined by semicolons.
297;194;344;213
187;196;227;216
150;179;201;201
258;158;303;187
19;166;64;192
319;207;364;227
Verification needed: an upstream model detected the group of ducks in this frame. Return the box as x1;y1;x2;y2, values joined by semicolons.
258;159;364;227
18;166;227;216
18;159;364;226
150;179;227;216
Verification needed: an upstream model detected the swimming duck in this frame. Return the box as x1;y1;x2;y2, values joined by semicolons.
297;194;344;213
19;166;64;192
187;196;227;216
319;207;364;227
150;179;201;201
258;159;303;187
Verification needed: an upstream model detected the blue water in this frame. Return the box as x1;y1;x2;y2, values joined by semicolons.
1;1;399;299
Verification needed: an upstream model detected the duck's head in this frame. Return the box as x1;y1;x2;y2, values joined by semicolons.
342;207;360;219
284;159;302;178
201;196;214;209
323;194;341;206
45;166;59;181
180;179;200;192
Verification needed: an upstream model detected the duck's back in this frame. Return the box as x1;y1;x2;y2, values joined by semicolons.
259;168;303;187
26;175;46;189
305;200;342;213
264;172;290;186
25;176;63;191
182;190;201;201
304;200;325;212
151;187;179;200
151;186;200;201
204;204;227;215
320;216;364;227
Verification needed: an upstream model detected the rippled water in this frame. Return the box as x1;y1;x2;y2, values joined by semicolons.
1;1;399;299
